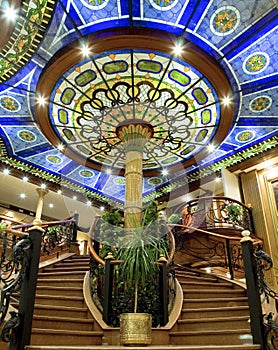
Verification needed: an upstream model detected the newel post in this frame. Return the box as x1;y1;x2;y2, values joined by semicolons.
103;252;114;325
15;226;43;350
240;230;265;349
69;212;80;254
158;254;169;326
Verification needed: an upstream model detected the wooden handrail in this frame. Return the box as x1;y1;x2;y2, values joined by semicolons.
88;216;176;267
168;223;262;244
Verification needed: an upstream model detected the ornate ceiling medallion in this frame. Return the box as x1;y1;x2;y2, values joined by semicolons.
36;32;234;176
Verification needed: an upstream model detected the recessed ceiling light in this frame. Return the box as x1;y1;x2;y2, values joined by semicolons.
2;5;18;21
100;206;105;211
215;177;221;183
57;144;64;151
3;169;10;175
49;203;54;208
73;195;77;200
36;95;47;106
22;176;29;182
162;169;168;176
57;189;62;195
86;200;92;206
222;96;232;106
20;193;26;199
40;183;47;189
173;41;183;56
207;144;215;152
80;43;91;57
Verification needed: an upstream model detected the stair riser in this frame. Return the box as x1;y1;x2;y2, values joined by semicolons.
42;268;89;273
37;273;86;279
180;283;238;290
34;308;89;318
49;262;90;271
36;288;83;297
34;297;84;308
26;347;261;350
170;333;253;346
177;319;250;331
183;291;246;298
30;334;102;346
36;280;83;288
183;300;248;308
182;308;249;318
32;319;94;331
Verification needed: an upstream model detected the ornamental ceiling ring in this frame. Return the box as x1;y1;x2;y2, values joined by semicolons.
35;29;234;177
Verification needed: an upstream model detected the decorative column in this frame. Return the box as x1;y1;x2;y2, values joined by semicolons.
33;187;49;228
117;123;153;228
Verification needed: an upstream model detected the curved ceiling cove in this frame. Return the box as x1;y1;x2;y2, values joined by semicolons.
36;35;234;176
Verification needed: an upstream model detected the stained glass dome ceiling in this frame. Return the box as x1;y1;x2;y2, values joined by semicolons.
0;0;277;206
36;34;233;176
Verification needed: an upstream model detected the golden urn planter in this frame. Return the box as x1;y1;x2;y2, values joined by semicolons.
120;313;152;346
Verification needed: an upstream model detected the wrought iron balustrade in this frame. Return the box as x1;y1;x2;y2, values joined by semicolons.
0;213;79;350
179;196;254;232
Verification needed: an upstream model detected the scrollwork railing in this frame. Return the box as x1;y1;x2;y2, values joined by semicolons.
254;245;278;349
0;228;32;348
180;196;253;232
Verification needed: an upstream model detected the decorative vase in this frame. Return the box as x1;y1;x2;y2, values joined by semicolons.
120;313;152;346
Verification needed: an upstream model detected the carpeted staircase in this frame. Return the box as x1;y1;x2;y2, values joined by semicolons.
22;255;262;350
29;254;103;347
169;266;260;348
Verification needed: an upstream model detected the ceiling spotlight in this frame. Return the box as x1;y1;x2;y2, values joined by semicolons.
36;95;47;106
222;96;232;106
73;195;77;200
20;193;26;199
162;169;168;176
57;189;62;195
86;200;92;206
3;169;10;175
40;183;47;189
2;5;18;22
173;41;183;56
207;144;215;152
49;203;54;208
22;176;29;182
80;43;91;57
57;144;64;151
215;177;221;183
100;206;105;211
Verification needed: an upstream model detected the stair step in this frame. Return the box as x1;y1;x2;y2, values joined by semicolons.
36;278;84;287
183;289;245;298
26;346;261;350
170;329;253;346
182;305;250;318
34;304;90;318
31;329;103;346
36;286;83;297
54;262;90;268
42;266;89;273
175;273;220;283
183;297;248;308
34;294;85;307
179;280;240;290
177;316;250;331
37;271;87;278
32;315;95;331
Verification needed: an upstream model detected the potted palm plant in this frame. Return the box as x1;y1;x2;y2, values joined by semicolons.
117;205;168;346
